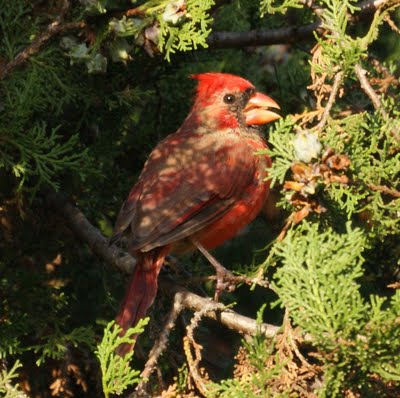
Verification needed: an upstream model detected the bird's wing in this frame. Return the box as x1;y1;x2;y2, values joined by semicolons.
113;132;265;251
110;182;142;245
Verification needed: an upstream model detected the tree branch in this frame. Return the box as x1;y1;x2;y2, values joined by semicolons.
135;291;184;394
354;63;389;119
358;0;399;12
315;71;344;131
368;184;400;198
0;1;85;81
159;278;283;339
43;188;285;340
184;301;227;396
207;21;323;49
207;0;396;49
1;0;395;79
44;188;135;275
384;13;400;34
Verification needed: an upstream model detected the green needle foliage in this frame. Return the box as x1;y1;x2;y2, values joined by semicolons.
1;123;86;196
0;361;29;398
273;223;368;342
0;5;94;197
158;0;214;61
260;0;303;16
95;319;149;398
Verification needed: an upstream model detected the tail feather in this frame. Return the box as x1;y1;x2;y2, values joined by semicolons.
115;246;169;356
115;262;160;331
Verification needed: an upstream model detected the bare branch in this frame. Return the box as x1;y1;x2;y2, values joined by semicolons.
159;279;282;340
315;71;344;131
184;301;225;395
188;273;270;290
368;184;400;198
0;1;85;80
384;13;400;33
43;188;285;340
207;21;323;49
135;292;184;394
358;0;400;12
207;0;396;49
1;0;397;79
355;61;400;142
354;63;390;120
44;188;135;275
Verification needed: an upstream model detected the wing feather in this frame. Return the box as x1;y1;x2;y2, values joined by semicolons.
112;131;264;251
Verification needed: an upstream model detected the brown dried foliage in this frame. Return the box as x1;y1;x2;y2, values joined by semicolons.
49;363;88;397
308;43;344;113
233;315;323;397
279;148;351;240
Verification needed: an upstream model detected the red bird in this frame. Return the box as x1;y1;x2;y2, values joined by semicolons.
112;73;280;355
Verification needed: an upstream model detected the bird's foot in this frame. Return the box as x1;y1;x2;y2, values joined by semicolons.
191;238;236;301
214;265;236;301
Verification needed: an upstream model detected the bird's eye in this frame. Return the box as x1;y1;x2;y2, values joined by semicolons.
223;94;236;104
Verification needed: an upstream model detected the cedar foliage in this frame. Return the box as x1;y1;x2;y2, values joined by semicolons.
0;0;399;397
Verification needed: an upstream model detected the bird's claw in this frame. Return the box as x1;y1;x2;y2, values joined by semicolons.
191;238;237;301
214;268;236;302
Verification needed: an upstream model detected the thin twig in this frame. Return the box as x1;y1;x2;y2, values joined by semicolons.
384;13;400;33
207;21;323;48
207;0;396;49
368;184;400;198
354;63;390;120
0;1;85;80
355;62;400;142
277;210;302;241
44;188;136;275
357;0;400;13
315;71;344;131
134;291;184;395
184;301;225;396
44;188;285;340
187;273;270;289
159;278;284;340
0;21;85;80
1;0;395;79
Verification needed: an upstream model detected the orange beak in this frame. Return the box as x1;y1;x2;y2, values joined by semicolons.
244;92;281;125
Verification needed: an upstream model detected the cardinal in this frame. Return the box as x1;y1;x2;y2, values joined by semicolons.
111;72;280;355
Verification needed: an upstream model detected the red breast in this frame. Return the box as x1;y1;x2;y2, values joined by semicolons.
191;138;271;250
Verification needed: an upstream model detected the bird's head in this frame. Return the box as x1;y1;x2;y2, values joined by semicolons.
188;72;281;131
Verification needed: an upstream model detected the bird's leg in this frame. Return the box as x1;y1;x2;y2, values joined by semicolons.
191;238;236;301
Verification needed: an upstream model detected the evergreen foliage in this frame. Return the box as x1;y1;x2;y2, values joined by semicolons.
260;0;303;16
0;360;28;398
95;319;149;397
272;223;400;394
1;0;399;396
0;3;93;196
